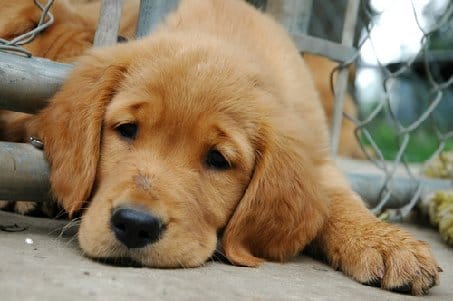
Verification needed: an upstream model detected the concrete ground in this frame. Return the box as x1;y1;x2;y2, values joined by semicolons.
0;210;452;301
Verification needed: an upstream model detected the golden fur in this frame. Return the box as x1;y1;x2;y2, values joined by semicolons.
1;0;440;295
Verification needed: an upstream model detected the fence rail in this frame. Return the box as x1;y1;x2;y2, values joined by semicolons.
0;52;71;113
0;142;50;201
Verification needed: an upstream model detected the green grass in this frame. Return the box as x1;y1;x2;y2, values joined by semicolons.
359;121;453;163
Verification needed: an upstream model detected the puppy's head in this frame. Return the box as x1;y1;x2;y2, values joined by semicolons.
32;34;327;267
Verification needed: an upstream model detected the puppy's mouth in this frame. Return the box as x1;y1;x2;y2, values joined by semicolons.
88;231;226;268
209;250;231;265
92;256;144;268
81;206;222;268
93;252;228;268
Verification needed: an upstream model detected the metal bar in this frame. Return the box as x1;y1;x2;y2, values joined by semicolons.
266;1;357;67
346;172;452;209
0;52;72;113
330;0;360;156
292;33;356;63
135;0;179;38
93;0;124;47
266;0;312;34
0;142;50;201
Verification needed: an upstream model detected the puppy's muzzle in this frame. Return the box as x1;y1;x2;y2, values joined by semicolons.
111;207;164;249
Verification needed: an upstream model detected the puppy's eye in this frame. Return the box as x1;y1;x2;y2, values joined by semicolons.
116;123;138;140
205;149;231;170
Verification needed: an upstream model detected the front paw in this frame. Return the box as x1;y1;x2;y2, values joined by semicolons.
0;200;38;214
0;200;62;217
334;223;440;295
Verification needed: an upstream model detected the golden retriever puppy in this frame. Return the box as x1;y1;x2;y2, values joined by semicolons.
21;0;440;295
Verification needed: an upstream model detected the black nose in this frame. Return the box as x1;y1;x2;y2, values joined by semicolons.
111;207;164;249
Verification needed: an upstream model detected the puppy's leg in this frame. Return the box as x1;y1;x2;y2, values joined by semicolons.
0;111;62;217
0;110;33;142
0;200;37;214
313;163;440;295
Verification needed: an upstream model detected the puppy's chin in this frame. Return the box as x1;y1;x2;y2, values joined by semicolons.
129;242;216;268
90;251;213;269
78;202;218;268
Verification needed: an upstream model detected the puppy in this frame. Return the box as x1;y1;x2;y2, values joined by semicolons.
20;0;440;295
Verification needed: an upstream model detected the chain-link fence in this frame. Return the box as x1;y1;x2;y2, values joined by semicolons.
309;0;453;218
0;0;452;218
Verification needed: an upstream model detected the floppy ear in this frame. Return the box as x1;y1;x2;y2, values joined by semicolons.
223;126;329;267
28;52;128;216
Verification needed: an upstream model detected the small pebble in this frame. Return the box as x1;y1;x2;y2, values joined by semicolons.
25;238;34;245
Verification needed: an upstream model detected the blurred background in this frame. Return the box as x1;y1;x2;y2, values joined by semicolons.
309;0;452;162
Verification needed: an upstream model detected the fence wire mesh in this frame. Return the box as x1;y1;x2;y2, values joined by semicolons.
310;0;453;218
0;0;452;219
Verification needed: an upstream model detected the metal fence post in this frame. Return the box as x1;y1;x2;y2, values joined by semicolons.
329;0;360;156
93;0;124;47
136;0;180;38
